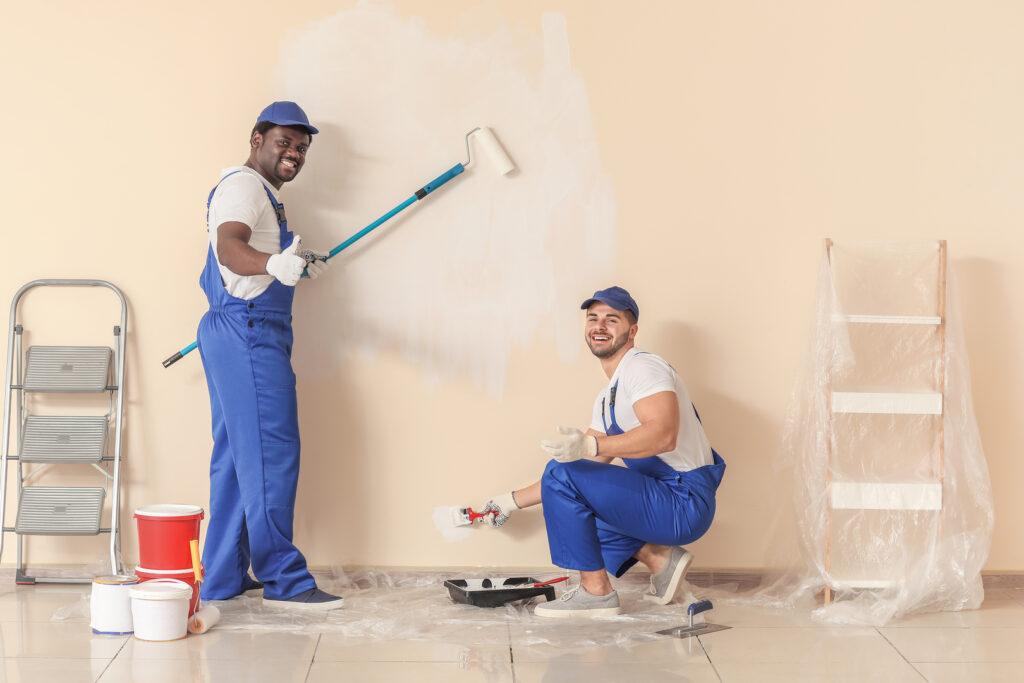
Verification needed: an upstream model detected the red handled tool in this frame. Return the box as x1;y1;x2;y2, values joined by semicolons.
451;506;498;527
531;577;568;587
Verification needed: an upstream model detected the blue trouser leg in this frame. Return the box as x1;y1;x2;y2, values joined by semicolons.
200;384;251;600
198;310;316;601
541;459;716;577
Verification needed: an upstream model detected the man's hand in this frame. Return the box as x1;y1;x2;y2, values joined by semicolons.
541;426;598;463
481;492;519;528
305;254;331;280
265;236;306;286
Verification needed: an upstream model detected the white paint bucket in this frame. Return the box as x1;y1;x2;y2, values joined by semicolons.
90;574;139;634
135;566;201;616
129;578;193;641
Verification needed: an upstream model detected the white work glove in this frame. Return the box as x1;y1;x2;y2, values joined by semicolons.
305;254;332;280
265;235;305;286
481;492;520;528
541;426;598;463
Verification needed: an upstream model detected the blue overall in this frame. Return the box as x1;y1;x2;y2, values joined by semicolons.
541;379;726;576
197;172;316;601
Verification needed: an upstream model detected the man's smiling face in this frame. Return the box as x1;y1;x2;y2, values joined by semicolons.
584;302;636;359
249;125;310;188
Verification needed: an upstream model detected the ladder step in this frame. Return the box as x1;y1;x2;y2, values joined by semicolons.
23;346;112;393
831;392;943;415
831;314;942;325
829;578;897;591
830;481;943;510
20;415;108;464
15;487;105;535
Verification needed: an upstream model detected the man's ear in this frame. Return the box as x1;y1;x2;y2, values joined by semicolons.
629;324;639;341
250;131;263;149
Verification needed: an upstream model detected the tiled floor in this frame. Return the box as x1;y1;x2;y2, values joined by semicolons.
2;577;1023;682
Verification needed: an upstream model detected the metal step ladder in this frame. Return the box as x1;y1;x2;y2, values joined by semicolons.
0;280;126;584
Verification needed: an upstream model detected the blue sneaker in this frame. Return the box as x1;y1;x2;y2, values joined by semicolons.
262;588;344;611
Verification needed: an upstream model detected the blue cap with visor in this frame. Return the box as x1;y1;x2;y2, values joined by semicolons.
255;101;319;136
580;286;639;321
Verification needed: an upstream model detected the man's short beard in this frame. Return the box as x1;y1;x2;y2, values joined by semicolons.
587;334;628;359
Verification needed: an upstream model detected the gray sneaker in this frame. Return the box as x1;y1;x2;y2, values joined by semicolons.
643;546;693;605
262;588;344;611
534;585;621;618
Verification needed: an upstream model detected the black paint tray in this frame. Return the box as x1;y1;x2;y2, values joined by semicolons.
444;576;561;607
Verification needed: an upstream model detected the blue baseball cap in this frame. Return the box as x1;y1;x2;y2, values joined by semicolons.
581;286;639;321
255;101;319;135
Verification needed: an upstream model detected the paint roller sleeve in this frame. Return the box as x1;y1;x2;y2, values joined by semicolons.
188;605;221;634
473;128;515;175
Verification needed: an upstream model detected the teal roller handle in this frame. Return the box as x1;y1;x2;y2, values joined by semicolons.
415;163;465;199
327;162;465;259
162;341;197;368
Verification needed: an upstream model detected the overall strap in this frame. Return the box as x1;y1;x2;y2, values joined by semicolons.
600;379;621;435
206;171;287;230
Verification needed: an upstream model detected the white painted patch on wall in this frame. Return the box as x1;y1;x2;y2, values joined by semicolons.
279;1;615;395
431;506;474;543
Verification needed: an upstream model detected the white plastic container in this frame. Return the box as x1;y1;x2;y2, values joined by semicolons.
90;574;139;634
129;578;193;641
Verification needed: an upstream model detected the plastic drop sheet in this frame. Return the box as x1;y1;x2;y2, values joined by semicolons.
753;241;994;625
191;569;707;648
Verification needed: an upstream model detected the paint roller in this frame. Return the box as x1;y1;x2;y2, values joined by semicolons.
186;538;221;635
162;127;515;368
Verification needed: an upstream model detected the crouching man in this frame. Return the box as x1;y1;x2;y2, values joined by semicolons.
478;286;725;618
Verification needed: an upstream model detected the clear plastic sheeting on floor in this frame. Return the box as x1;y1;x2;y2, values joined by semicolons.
191;569;709;648
754;240;994;625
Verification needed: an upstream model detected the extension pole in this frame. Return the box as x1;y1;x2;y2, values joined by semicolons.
162;163;465;368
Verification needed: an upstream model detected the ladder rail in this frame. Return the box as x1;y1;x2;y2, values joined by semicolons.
109;312;126;573
0;279;127;579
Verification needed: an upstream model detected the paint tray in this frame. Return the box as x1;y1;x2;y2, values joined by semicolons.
444;577;558;608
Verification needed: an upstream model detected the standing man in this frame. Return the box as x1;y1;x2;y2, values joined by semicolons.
479;286;726;617
197;101;342;610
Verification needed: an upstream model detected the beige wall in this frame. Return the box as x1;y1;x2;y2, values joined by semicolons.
2;1;1022;574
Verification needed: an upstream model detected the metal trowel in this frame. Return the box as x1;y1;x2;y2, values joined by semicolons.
656;599;731;639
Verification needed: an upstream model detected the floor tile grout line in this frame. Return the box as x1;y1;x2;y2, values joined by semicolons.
508;620;518;683
874;626;928;682
303;633;321;683
93;637;130;683
697;634;724;683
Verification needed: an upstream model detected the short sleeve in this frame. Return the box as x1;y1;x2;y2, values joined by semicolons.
624;353;677;402
210;173;266;230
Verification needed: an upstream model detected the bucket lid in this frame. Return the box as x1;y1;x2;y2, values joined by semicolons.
94;574;139;586
135;566;196;576
129;578;193;601
133;504;204;518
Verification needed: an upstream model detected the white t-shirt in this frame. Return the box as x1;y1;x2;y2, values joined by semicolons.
589;348;714;472
207;166;283;300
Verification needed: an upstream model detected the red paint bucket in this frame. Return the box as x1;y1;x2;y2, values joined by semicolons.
135;566;201;617
134;504;204;571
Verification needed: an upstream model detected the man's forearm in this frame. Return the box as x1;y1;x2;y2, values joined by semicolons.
592;420;676;460
218;235;272;276
512;480;543;508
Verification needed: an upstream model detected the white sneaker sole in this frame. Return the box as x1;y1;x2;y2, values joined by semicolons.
534;604;622;619
262;597;344;611
643;548;693;605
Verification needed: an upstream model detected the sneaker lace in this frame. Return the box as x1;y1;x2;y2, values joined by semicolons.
559;586;581;602
647;576;658;595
